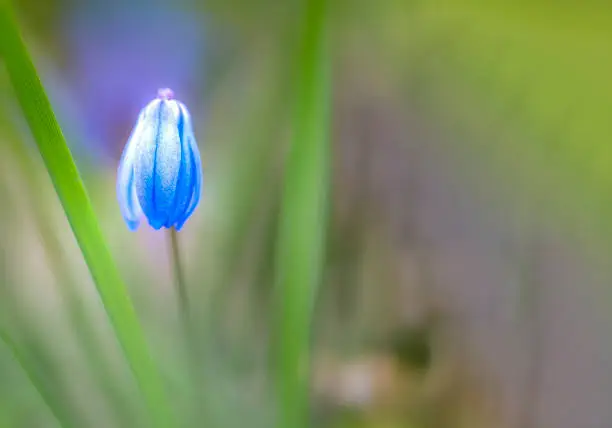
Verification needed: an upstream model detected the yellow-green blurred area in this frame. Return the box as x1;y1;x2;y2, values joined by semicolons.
1;0;612;427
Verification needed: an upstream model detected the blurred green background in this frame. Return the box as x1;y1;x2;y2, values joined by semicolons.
1;0;612;427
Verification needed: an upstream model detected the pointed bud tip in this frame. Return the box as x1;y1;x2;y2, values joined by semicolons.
157;88;175;100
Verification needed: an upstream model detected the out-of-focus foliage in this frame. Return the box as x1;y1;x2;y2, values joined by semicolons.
365;0;612;254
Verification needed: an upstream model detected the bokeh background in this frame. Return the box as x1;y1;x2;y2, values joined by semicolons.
1;0;612;427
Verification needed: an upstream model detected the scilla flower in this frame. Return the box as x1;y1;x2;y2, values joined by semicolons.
117;88;202;231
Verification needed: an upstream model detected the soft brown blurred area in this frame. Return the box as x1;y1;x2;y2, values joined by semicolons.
314;84;612;427
316;13;612;424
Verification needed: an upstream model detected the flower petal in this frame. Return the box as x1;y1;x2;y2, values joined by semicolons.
175;131;202;230
152;101;182;226
167;102;197;227
117;108;146;230
124;169;142;231
134;99;166;228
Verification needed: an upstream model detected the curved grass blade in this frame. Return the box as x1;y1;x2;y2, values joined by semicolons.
273;0;330;427
0;3;174;427
0;101;141;427
0;328;72;428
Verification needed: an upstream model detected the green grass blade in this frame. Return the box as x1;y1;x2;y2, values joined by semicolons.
273;0;330;427
0;329;70;428
0;101;140;427
0;4;174;427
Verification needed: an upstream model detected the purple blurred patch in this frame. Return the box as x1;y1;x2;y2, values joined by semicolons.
61;1;205;164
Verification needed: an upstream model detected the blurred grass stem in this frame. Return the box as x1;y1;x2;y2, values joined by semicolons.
0;328;73;428
273;0;330;427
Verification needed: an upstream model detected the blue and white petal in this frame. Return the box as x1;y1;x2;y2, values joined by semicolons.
167;101;196;227
117;109;146;230
176;132;202;230
151;101;182;226
134;99;165;228
117;89;202;231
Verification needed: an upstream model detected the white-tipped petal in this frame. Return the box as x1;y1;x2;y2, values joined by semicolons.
117;108;147;230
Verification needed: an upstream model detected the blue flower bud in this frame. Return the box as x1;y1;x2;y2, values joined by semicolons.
117;89;202;231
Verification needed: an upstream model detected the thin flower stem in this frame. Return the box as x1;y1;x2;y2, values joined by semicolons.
168;228;207;426
169;228;191;324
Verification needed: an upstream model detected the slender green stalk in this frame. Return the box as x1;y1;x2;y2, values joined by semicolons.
273;0;330;427
0;3;174;427
168;228;209;427
169;228;190;323
168;228;197;358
